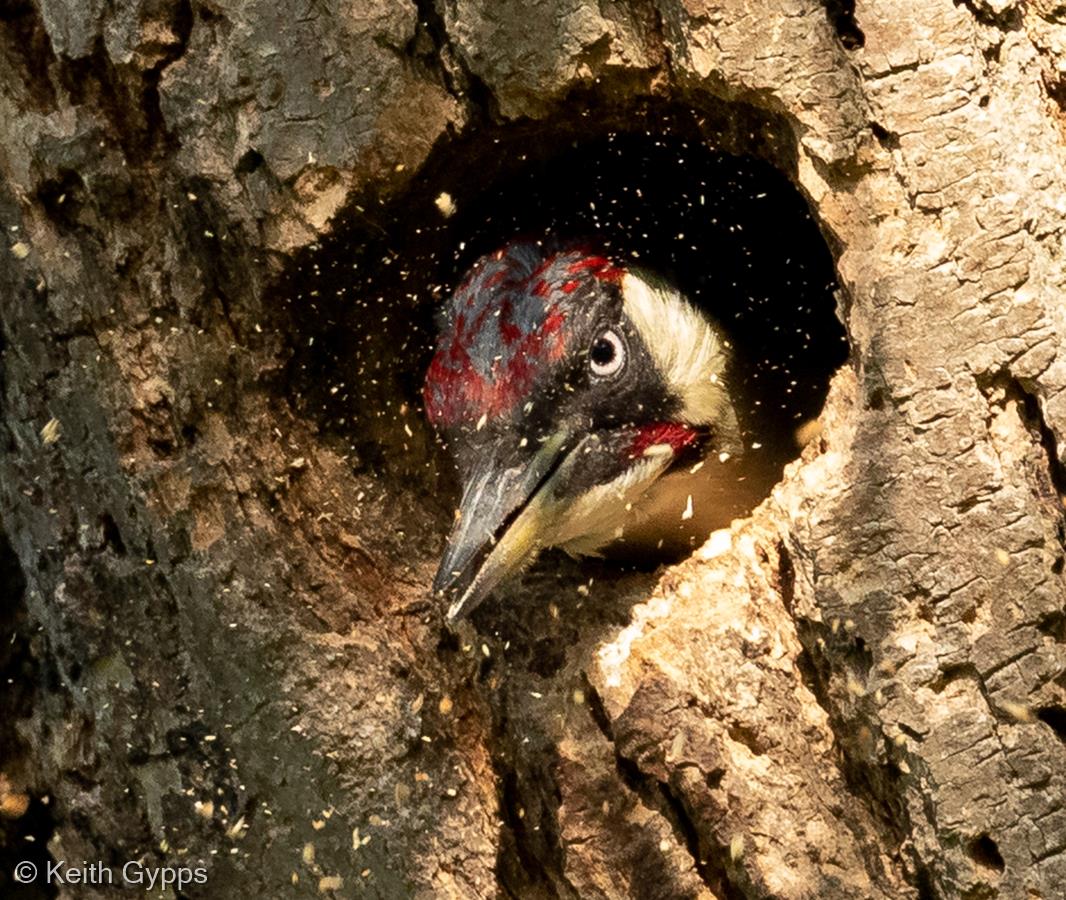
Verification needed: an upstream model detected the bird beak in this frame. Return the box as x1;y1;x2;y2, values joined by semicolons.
433;430;571;623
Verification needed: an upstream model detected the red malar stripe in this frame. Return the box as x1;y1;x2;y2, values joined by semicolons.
629;423;697;458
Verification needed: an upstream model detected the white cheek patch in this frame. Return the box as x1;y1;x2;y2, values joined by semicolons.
620;270;733;427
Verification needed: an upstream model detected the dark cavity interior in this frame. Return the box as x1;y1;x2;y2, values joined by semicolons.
276;105;848;556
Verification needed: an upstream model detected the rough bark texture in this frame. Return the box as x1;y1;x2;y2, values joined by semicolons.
1;1;1065;898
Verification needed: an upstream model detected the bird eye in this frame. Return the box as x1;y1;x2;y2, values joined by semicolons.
589;329;626;377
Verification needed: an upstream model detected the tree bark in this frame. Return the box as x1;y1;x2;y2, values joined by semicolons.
1;1;1065;898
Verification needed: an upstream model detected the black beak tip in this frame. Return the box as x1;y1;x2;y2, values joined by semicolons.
431;565;467;618
431;564;487;625
431;566;452;597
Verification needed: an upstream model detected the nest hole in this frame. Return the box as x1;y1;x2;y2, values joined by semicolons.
967;833;1005;873
275;99;848;614
1037;705;1066;743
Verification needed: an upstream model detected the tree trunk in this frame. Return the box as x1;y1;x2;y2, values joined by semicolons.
2;1;1065;898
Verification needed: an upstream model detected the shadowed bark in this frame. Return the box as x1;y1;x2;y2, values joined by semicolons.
1;1;1064;898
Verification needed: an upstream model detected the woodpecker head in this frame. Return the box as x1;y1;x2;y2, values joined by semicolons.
424;241;742;622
